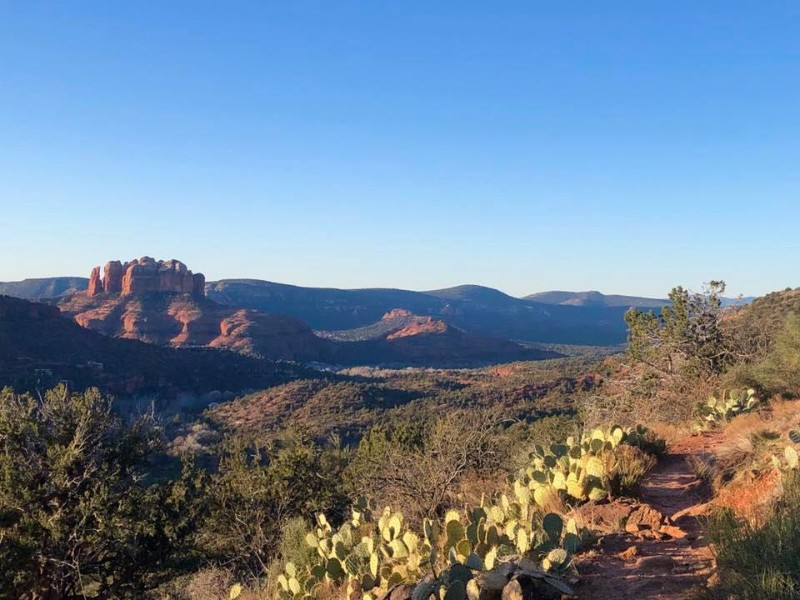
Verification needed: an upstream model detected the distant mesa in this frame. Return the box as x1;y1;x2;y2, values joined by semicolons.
87;257;205;297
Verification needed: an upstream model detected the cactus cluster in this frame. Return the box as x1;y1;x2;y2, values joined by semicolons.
437;505;581;573
274;497;582;599
517;425;640;506
410;509;579;599
275;498;429;600
694;389;758;431
269;424;660;599
771;429;800;471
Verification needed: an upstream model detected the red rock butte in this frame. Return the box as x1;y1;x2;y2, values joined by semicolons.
87;257;205;297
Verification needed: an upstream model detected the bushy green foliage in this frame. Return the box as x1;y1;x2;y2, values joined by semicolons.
208;359;599;445
625;281;732;382
0;384;361;598
518;413;581;450
346;409;512;523
705;473;800;600
197;432;351;581
730;314;800;398
0;385;164;598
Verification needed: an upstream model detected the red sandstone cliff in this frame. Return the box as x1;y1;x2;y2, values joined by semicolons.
57;290;329;361
85;257;205;297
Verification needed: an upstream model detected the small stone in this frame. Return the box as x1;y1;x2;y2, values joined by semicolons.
635;555;675;571
660;525;688;539
625;504;665;533
672;502;711;521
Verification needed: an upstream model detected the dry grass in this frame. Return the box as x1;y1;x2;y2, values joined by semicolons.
716;399;800;475
186;568;232;600
704;472;800;600
725;398;800;436
647;422;687;446
698;398;800;521
456;470;512;510
613;445;657;494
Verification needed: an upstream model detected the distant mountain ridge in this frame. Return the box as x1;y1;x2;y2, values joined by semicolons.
524;290;669;308
3;275;750;347
206;280;634;345
524;290;753;308
49;255;552;367
0;277;88;300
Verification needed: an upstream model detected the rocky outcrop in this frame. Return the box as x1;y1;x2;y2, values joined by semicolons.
317;309;561;365
61;259;334;362
103;260;124;293
0;295;305;397
383;311;449;339
57;292;330;361
87;267;103;296
85;257;205;298
192;272;206;297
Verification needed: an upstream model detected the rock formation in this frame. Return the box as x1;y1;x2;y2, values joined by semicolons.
86;257;205;298
103;260;124;293
87;267;102;296
192;272;206;297
58;292;329;361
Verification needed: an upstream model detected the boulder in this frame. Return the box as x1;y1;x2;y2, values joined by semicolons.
624;504;665;534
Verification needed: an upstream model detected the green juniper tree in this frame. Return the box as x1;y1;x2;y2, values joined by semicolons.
625;281;732;382
0;385;164;599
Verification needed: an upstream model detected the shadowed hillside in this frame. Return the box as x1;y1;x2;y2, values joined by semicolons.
0;277;88;299
0;294;306;396
322;309;562;366
206;280;635;345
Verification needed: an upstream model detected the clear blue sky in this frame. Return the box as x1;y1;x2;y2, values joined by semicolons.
1;2;798;298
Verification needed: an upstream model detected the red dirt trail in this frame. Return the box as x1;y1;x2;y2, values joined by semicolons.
576;433;722;599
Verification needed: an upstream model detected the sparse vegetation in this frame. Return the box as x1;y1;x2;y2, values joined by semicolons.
705;473;800;600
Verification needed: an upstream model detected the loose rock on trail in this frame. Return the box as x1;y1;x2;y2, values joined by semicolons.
576;433;721;599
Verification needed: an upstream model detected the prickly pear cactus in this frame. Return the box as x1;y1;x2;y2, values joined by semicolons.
267;424;661;599
515;424;653;508
695;389;758;431
273;497;432;600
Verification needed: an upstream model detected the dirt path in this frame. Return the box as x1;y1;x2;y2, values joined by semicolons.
575;433;722;599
